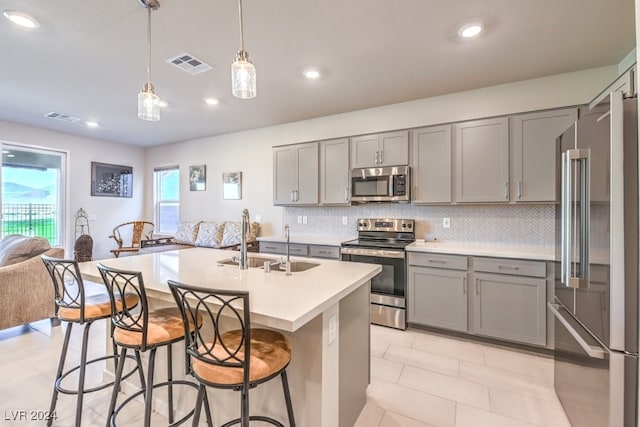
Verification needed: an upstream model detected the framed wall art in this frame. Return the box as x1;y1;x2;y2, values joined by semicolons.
91;162;133;197
223;171;242;200
189;165;206;191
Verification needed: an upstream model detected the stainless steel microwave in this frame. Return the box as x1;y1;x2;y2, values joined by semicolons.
351;165;410;203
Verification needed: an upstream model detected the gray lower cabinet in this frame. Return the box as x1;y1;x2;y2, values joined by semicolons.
260;241;340;259
407;253;468;332
471;257;547;346
408;252;547;347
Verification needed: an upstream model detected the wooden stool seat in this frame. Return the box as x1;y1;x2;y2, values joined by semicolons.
193;329;291;386
58;292;139;322
114;307;202;348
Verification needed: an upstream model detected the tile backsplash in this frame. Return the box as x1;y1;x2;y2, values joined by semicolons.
283;204;556;247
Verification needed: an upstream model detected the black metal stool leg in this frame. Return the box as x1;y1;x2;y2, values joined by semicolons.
241;389;249;427
74;321;92;427
281;370;296;427
202;386;213;427
144;348;157;427
48;322;72;427
134;349;146;393
167;344;174;424
107;347;128;426
192;385;205;427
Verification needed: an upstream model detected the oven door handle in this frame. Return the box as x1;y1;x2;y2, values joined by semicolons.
341;247;406;259
548;303;606;359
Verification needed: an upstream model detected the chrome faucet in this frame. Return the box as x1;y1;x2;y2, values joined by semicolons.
284;224;291;275
239;209;250;270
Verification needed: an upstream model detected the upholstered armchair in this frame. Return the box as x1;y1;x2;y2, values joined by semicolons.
0;235;64;330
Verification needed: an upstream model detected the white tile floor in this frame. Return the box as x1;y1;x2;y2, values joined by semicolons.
356;325;572;427
0;315;571;426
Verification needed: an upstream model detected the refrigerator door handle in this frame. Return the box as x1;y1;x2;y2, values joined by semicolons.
549;303;606;359
561;147;590;288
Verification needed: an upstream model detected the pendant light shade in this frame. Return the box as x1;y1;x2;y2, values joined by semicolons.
231;0;256;99
138;0;160;121
138;82;160;121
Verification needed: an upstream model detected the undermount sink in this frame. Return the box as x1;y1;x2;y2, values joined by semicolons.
217;256;280;268
272;261;320;273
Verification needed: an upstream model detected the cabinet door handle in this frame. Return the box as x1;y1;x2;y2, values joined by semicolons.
375;151;379;164
428;259;446;264
517;181;523;199
475;278;480;295
380;149;384;164
504;182;509;200
498;265;520;271
290;190;295;202
294;190;299;202
462;277;467;294
344;187;349;201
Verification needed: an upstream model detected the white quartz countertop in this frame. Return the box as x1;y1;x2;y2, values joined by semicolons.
257;234;355;246
79;248;380;332
406;240;555;261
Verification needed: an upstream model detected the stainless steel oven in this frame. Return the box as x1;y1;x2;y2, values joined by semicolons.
341;218;415;330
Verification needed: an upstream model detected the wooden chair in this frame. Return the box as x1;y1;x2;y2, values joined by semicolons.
168;280;296;427
109;221;154;258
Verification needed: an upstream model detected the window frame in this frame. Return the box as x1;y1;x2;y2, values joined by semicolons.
153;165;180;235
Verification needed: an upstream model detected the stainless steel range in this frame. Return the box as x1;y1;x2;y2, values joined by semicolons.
341;218;415;330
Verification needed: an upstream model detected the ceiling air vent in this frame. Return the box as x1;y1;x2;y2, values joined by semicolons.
44;112;82;123
166;53;212;75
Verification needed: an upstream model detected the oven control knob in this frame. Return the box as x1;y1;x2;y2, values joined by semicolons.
402;224;406;228
407;223;412;228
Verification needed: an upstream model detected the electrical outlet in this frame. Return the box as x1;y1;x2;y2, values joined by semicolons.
297;216;302;224
302;216;308;224
88;214;97;221
342;216;348;225
443;217;450;228
255;215;262;222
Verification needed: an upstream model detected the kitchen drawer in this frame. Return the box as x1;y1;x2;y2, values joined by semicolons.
473;257;545;278
259;241;308;256
408;252;467;270
308;245;340;259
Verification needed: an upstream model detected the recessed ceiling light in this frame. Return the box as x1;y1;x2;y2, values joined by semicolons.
303;69;321;80
205;98;219;106
3;10;40;29
85;121;99;128
459;23;483;39
158;100;168;108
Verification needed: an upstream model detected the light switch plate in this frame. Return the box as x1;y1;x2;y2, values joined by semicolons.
342;216;348;225
443;217;451;228
255;215;262;222
297;216;302;224
88;214;97;221
302;216;308;224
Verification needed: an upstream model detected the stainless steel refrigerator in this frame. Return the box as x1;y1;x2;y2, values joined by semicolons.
550;91;638;426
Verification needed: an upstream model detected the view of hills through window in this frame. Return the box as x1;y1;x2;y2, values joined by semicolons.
2;147;62;244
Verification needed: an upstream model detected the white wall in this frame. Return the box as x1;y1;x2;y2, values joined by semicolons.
145;66;617;237
0;120;146;259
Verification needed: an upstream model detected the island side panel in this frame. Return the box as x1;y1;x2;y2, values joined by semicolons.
339;281;371;426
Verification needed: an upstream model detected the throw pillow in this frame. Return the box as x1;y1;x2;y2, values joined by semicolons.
194;222;225;248
220;221;259;247
174;221;202;245
0;236;51;267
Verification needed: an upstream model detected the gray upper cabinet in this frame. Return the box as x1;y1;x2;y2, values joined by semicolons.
411;125;452;204
455;117;509;202
510;108;577;202
273;142;319;205
350;130;409;168
320;138;350;205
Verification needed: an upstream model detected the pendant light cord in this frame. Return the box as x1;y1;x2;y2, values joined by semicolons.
146;5;152;84
237;0;245;52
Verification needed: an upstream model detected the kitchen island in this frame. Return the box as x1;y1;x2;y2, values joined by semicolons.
78;247;380;427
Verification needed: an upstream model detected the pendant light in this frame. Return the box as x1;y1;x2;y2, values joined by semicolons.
137;0;160;121
231;0;256;99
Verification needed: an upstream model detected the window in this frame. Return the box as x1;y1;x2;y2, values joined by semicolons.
154;166;179;234
1;143;66;246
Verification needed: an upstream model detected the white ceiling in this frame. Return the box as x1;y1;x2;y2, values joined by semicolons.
0;0;635;147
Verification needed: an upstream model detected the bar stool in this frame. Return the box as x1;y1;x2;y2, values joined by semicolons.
168;280;296;427
97;264;202;427
41;255;142;427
